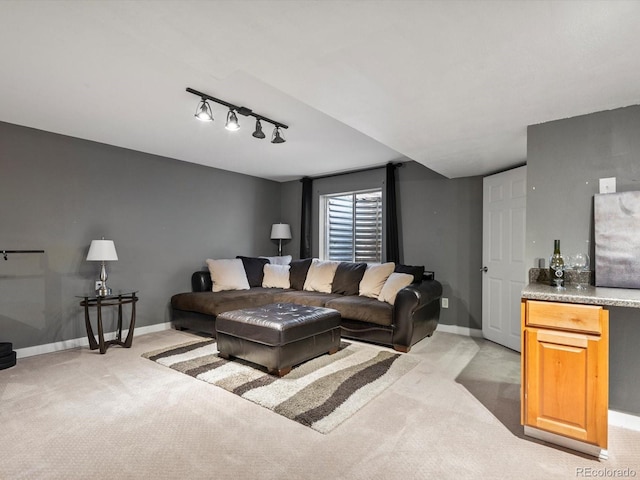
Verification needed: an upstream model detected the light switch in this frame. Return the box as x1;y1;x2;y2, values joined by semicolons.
599;177;616;194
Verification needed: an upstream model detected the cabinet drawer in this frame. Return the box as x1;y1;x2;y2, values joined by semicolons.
526;300;603;334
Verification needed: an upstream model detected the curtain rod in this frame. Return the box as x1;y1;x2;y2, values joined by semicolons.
301;162;403;182
2;250;45;261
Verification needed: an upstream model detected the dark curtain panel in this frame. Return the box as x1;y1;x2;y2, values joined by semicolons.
300;176;313;259
385;163;400;263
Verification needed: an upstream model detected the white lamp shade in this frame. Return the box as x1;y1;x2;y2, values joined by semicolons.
86;240;118;261
270;223;292;240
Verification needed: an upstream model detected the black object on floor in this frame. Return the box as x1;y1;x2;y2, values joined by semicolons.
0;342;17;370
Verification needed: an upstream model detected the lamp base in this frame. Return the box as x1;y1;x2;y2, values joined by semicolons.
96;262;112;296
96;285;112;297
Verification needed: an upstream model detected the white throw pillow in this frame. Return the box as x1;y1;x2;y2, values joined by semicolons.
259;255;292;266
262;264;291;289
378;272;414;305
206;258;250;292
303;259;340;293
359;262;395;298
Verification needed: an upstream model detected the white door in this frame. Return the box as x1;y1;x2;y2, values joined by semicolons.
482;166;527;352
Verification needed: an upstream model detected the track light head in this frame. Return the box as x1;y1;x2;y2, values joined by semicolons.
186;88;288;142
195;99;213;122
252;119;266;139
271;126;286;144
225;110;240;131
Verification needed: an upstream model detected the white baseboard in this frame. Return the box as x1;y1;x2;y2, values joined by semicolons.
609;409;640;432
15;322;172;359
436;324;483;338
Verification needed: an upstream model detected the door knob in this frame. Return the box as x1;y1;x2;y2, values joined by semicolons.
480;266;488;273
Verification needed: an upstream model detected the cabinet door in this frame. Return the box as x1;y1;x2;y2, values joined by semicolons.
523;323;608;448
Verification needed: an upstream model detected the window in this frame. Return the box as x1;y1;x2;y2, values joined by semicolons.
321;189;383;262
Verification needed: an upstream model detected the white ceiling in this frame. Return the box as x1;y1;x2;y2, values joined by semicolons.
1;1;640;182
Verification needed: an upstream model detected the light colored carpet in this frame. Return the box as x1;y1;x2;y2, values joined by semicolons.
142;339;420;433
1;329;639;479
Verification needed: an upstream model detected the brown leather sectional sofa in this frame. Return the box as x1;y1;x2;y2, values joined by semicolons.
171;258;443;353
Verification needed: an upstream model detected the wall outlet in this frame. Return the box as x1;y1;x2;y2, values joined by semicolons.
95;280;103;291
442;298;449;308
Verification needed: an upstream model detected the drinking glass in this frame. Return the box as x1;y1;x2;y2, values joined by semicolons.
573;253;590;289
565;254;576;270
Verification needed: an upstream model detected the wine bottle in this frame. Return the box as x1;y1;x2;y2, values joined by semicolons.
549;239;565;287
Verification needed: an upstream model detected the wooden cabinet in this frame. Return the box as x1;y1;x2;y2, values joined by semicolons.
521;299;609;453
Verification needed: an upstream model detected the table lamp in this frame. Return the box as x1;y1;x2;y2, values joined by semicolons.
86;238;118;296
270;223;291;256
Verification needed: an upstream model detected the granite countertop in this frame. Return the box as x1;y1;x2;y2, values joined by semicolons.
522;282;640;309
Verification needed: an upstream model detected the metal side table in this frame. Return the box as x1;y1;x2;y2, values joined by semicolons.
78;291;138;354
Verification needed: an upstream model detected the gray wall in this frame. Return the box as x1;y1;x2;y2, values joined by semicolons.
527;105;640;263
0;122;281;349
279;161;484;330
398;162;483;330
527;105;640;415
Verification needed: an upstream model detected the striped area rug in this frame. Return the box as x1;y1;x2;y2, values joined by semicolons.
142;338;420;434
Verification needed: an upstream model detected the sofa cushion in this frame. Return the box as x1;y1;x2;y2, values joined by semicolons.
206;258;250;292
272;290;342;308
378;272;414;305
332;262;367;295
262;264;290;289
237;256;270;287
325;296;393;327
289;258;313;290
303;259;340;293
171;288;281;316
394;264;425;283
359;262;395;298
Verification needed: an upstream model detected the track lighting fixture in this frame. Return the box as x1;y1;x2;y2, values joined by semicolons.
186;87;288;143
252;119;266;139
225;109;240;131
195;98;213;122
271;126;286;144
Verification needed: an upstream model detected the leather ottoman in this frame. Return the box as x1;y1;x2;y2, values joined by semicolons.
215;303;341;376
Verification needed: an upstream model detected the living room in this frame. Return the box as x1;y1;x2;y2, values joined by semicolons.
2;2;640;478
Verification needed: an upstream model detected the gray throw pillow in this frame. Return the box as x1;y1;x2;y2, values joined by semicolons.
332;262;367;295
236;256;270;287
289;258;313;290
394;264;425;283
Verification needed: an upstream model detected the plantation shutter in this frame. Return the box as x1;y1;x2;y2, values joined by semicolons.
326;190;382;262
327;195;354;261
354;192;382;262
